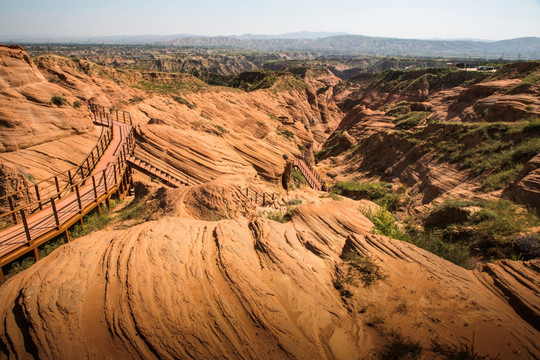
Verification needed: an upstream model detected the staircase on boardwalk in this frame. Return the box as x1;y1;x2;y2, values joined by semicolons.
0;104;199;277
293;157;325;191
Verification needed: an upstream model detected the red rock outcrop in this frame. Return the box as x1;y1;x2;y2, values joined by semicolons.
503;154;540;213
0;186;537;359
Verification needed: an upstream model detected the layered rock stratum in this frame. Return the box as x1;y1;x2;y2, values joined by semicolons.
0;45;539;359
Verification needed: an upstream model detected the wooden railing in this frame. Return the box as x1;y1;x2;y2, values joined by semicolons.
90;103;133;126
0;124;113;225
294;157;325;191
127;146;200;187
0;104;136;276
243;188;277;207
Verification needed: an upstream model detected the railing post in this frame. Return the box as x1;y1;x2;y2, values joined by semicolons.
91;151;95;167
86;158;91;174
75;184;82;213
92;175;98;201
8;196;17;223
113;164;118;185
51;197;60;228
68;170;73;186
55;176;60;198
35;184;42;210
102;169;108;193
20;210;31;245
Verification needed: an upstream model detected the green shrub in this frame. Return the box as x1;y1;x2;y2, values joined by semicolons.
394;111;430;130
39;236;66;258
334;182;403;211
430;334;500;360
481;164;522;191
277;129;295;140
365;207;407;240
342;251;386;287
380;331;423;360
291;168;308;187
173;96;196;109
119;200;151;223
73;100;82;108
6;257;35;278
385;104;410;117
50;95;67;106
70;208;111;239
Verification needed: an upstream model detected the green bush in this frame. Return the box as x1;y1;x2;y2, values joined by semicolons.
394;111;430;130
70;208;111;239
73;100;82;108
291;168;308;187
333;182;402;211
8;257;35;276
342;251;386;287
50;95;67;106
39;236;66;258
277;129;295;140
380;331;423;360
430;335;500;360
365;207;407;240
173;96;196;109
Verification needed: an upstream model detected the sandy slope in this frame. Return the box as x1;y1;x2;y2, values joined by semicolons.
0;183;537;359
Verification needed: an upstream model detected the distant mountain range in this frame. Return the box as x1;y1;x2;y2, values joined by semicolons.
1;32;539;59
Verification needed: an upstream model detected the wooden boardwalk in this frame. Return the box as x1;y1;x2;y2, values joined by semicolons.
0;104;325;277
294;158;325;191
0;106;134;276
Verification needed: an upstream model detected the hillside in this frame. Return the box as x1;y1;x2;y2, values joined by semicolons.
0;45;539;359
166;35;540;59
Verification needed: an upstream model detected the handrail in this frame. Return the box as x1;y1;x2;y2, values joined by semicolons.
128;147;200;187
0;121;113;221
242;188;277;207
294;157;324;191
90;103;133;126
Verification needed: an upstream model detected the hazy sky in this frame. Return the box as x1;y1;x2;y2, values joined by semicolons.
0;0;539;40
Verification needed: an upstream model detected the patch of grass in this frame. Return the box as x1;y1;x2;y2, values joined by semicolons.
38;236;66;258
423;199;539;262
394;300;408;314
364;207;408;240
18;167;36;183
173;95;196;109
333;181;403;211
135;81;189;94
394;111;430;130
431;121;540;185
73;100;82;108
407;230;473;268
385;103;410;117
287;198;303;206
342;251;386;287
430;334;500;360
213;124;228;135
6;257;35;278
481;164;523;191
50;95;66;106
380;330;423;360
277;129;295;140
119;199;152;223
265;210;290;223
69;207;111;239
291;168;308;187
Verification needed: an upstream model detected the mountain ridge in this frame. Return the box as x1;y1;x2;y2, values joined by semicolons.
1;33;539;59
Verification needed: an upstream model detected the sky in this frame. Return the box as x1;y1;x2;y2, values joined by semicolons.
0;0;539;41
